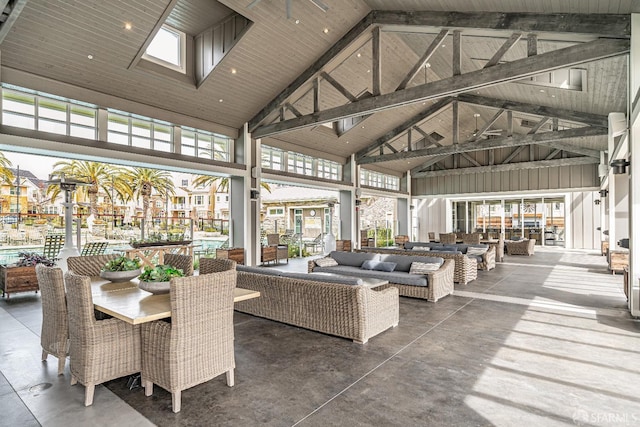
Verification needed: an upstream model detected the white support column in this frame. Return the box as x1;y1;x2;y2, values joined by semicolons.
629;13;640;316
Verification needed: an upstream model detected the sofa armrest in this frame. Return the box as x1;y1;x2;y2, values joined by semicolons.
360;286;399;343
479;247;496;271
425;259;455;302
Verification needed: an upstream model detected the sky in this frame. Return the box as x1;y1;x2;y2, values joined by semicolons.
3;151;74;179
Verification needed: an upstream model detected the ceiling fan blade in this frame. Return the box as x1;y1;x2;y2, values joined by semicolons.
246;0;262;9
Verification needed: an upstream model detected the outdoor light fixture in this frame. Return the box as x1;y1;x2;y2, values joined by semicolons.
599;189;608;198
610;158;630;174
594;199;601;205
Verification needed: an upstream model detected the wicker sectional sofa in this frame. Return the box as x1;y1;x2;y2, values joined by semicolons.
233;266;399;344
309;251;455;302
505;238;536;255
357;246;479;285
403;242;497;272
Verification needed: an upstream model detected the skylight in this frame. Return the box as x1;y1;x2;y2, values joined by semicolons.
143;25;186;74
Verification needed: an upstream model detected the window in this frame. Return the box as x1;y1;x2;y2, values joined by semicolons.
262;146;284;171
181;179;189;187
288;152;313;175
143;25;186;74
2;88;97;138
194;195;204;205
360;170;399;191
107;112;173;150
268;207;284;216
181;127;231;161
317;159;341;180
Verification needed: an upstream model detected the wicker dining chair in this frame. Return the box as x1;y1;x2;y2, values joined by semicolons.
267;233;289;264
439;233;457;244
461;233;482;244
163;253;194;276
36;264;69;376
67;254;118;276
199;257;237;275
141;270;237;413
64;271;141;406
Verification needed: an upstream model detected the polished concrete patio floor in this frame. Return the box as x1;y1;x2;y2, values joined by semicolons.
0;247;638;426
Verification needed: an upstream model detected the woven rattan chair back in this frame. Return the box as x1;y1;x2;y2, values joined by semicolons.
440;233;457;244
163;253;194;276
64;271;141;406
266;233;280;246
36;264;69;375
67;254;118;276
199;257;237;274
81;241;108;256
43;234;65;260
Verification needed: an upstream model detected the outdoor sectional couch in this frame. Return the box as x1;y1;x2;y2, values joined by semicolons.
403;242;496;272
308;251;455;302
357;244;480;285
233;265;399;344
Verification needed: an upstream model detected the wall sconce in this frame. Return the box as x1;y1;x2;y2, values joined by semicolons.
610;158;630;174
599;189;608;198
594;199;601;205
250;189;260;199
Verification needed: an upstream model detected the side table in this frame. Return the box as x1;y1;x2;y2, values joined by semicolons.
216;248;245;265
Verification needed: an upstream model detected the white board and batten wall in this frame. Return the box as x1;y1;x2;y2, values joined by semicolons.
411;164;602;249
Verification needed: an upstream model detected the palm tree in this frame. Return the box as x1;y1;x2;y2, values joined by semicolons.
192;175;271;219
0;152;13;184
121;167;175;226
47;161;128;217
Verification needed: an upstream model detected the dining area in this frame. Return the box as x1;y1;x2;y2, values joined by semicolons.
36;253;260;413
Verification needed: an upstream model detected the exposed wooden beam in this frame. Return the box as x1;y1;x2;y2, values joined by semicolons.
371;11;631;37
397;29;449;90
502;146;526;164
457;94;608;128
407;128;412;151
320;72;358;102
452;31;461;76
248;14;373;131
313;77;320;113
507;110;513;136
284;102;303;118
384;143;398;153
372;26;382;96
413;126;442;147
527;116;550;134
252;38;627;138
452;100;459;144
461;153;482;167
356;97;453;158
411;155;449;174
545;149;561;160
527;34;538;57
471;109;504;141
484;33;522;68
358;126;606;165
413;156;599;178
0;0;27;45
540;141;601;158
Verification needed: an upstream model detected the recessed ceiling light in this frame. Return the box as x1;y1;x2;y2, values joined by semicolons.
231;68;237;74
551;94;556;98
87;54;94;60
346;141;349;144
367;69;371;73
295;19;300;24
441;44;446;48
124;22;132;30
356;53;361;58
425;63;431;68
219;99;224;103
323;28;329;34
539;89;545;93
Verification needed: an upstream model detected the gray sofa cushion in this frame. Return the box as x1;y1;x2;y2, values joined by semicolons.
237;265;283;276
329;251;379;267
314;265;428;287
280;271;363;285
361;260;397;272
378;254;444;272
404;242;432;250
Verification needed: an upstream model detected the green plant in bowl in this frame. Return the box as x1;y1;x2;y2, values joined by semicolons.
100;256;142;282
137;265;186;294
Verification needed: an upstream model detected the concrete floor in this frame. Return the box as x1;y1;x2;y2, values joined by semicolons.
0;247;638;426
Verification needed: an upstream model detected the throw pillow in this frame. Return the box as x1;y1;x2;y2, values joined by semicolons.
361;260;378;270
409;262;440;274
466;247;488;256
315;257;338;267
374;261;397;272
412;246;431;251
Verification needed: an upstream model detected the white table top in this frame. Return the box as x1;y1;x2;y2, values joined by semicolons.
90;277;260;325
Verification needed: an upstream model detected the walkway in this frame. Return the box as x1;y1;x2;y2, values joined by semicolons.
0;248;638;426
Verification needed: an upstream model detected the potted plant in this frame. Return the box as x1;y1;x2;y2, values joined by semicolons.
137;264;185;294
1;252;56;298
100;256;143;282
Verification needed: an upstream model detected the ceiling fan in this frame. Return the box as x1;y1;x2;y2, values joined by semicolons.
470;113;503;139
247;0;329;19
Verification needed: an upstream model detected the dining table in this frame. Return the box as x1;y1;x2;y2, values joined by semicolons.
90;277;260;325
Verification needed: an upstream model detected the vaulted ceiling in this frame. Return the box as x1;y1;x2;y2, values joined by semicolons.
0;0;636;179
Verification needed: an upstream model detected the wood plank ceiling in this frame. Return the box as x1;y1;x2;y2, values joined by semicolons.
0;0;636;178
